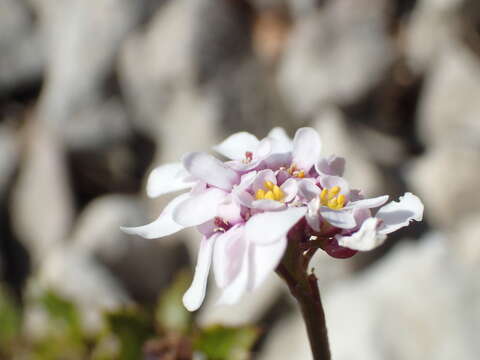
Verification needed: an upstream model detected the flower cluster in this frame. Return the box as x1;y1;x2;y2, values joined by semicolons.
122;128;423;311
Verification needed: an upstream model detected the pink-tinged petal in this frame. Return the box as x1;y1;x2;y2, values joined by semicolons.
280;178;299;202
182;152;239;190
232;171;257;207
320;208;356;229
120;193;189;239
315;156;346;177
251;199;286;211
216;241;251;305
213;226;246;288
306;198;321;232
346;195;389;210
319;175;350;195
250;237;287;289
376;192;424;235
213;132;259;160
268;127;293;153
226;159;263;172
252;169;276;192
146;163;196;198
173;188;227;227
263;152;292;170
183;235;217;311
297;179;321;201
245;207;307;245
217;196;243;224
292;127;322;172
255;138;273;158
197;218;216;238
336;217;386;251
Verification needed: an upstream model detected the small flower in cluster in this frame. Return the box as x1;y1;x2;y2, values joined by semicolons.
121;128;423;311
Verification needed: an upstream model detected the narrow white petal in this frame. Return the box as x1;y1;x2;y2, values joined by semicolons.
297;179;320;201
213;226;246;289
376;192;424;234
347;195;389;210
213;132;259;160
172;188;227;227
146;163;195;198
336;217;386;251
245;207;307;245
120;193;189;239
320;208;356;229
182;152;239;190
268;127;293;153
292;127;322;172
216;242;251;305
250;237;287;290
183;236;217;311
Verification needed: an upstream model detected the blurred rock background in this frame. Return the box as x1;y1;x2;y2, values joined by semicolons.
1;0;479;358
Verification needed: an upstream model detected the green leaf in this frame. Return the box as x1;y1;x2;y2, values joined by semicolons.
194;325;260;360
105;307;153;360
0;285;21;350
155;270;193;335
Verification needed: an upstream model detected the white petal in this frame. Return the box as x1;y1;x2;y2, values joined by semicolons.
146;163;196;198
297;179;320;201
213;226;246;289
347;195;389;210
320;208;356;229
216;241;251;305
182;152;239;190
213;132;259;160
280;178;299;203
172;188;227;227
255;138;272;158
251;199;286;211
183;235;217;311
319;175;350;195
120;193;189;239
245;207;307;245
315;156;345;177
268;127;293;153
250;237;287;290
376;192;424;234
336;217;386;251
292;127;322;172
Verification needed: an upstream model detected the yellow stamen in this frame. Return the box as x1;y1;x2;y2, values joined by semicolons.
337;194;346;208
296;170;305;178
255;189;265;200
272;185;284;201
328;186;340;199
264;181;274;190
264;190;275;200
320;189;328;204
320;186;346;210
328;198;338;209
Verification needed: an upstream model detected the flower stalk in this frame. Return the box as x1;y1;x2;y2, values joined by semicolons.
276;220;331;360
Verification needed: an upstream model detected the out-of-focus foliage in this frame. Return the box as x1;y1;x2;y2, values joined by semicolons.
0;273;260;360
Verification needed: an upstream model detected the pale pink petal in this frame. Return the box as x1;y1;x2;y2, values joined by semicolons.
292;127;322;172
213;132;259;160
226;159;263;172
319;175;350;195
376;192;424;234
280;178;299;202
217;196;243;224
121;193;189;239
306;198;321;231
336;217;386;251
250;237;287;290
182;152;239;190
245;207;307;245
251;199;286;211
255;138;273;158
263;152;292;170
268;127;293;153
252;169;277;192
346;195;389;210
172;188;227;227
146;163;196;198
319;208;356;229
213;226;246;288
183;235;217;311
297;179;321;201
315;156;345;177
216;241;251;305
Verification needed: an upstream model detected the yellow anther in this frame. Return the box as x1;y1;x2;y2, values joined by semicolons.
264;191;275;200
264;181;274;190
337;194;346;208
328;186;340;198
320;189;328;204
296;170;305;178
328;198;338;209
255;189;266;200
272;185;284;201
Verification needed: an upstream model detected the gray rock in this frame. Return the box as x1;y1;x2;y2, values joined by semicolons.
277;0;393;117
418;43;480;148
10;121;74;264
0;0;44;91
